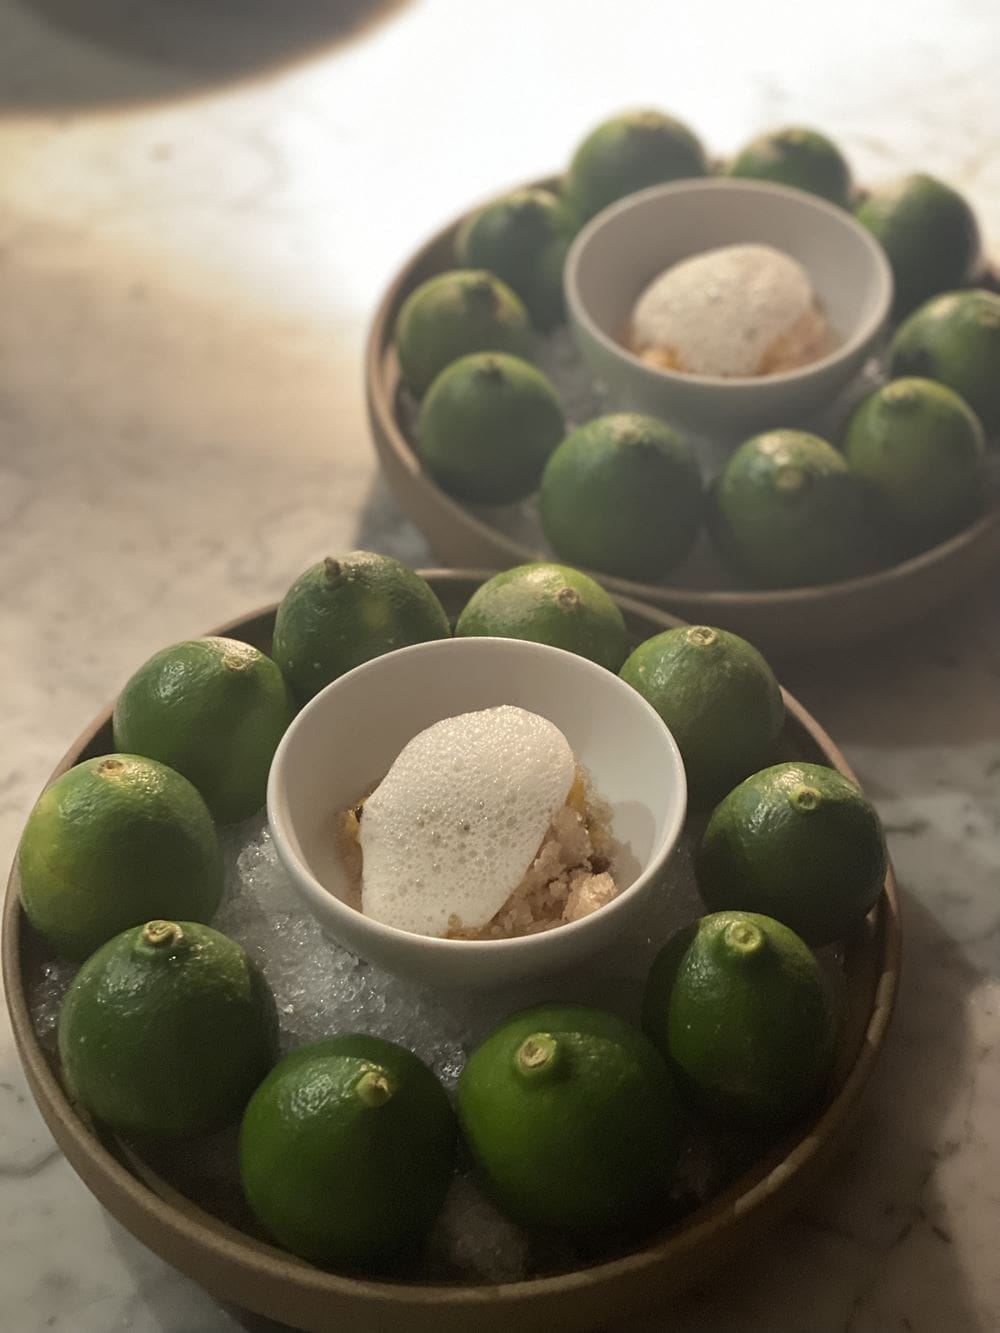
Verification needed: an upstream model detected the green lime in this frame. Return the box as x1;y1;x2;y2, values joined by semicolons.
539;413;703;580
417;352;565;503
619;625;784;803
455;562;628;670
58;919;278;1138
565;109;708;224
642;911;836;1128
890;289;1000;437
697;762;887;946
272;552;451;704
456;187;575;329
457;1004;681;1232
394;269;534;397
112;637;293;825
727;126;853;208
855;173;980;318
843;377;986;549
18;755;222;962
240;1035;456;1268
708;429;873;587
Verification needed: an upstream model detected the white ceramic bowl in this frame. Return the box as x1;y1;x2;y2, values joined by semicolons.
564;177;893;437
267;636;687;988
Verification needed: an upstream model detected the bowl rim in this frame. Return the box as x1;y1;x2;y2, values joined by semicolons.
266;634;688;961
2;578;902;1328
563;175;894;390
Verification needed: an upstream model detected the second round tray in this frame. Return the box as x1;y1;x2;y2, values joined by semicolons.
365;177;1000;657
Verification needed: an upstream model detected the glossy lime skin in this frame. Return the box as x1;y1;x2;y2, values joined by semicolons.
455;561;628;671
240;1035;456;1268
620;625;784;804
708;429;873;587
642;911;836;1129
855;173;980;318
271;552;451;704
394;269;534;397
113;637;293;825
843;377;986;549
697;762;887;945
728;126;853;208
890;289;1000;437
456;187;575;329
59;920;278;1138
540;413;703;580
18;754;222;961
565;109;708;223
458;1004;682;1232
417;352;565;503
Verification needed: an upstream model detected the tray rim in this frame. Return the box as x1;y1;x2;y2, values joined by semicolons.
2;575;902;1329
363;176;1000;646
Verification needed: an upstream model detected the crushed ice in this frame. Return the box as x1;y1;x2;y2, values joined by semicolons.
214;814;702;1091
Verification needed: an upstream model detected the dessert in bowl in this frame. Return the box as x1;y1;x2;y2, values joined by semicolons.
267;635;687;988
564;177;893;436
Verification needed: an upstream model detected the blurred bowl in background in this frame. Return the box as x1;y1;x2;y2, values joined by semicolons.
564;177;893;437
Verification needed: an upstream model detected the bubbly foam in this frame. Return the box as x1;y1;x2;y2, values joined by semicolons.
631;243;827;378
360;706;576;937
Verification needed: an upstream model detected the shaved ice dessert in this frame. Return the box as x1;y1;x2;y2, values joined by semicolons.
628;242;833;378
335;706;618;940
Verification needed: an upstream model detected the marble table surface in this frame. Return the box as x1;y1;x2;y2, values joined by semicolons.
1;1;998;1329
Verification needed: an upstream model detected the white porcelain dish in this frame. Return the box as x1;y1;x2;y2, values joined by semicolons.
267;636;687;988
564;177;893;436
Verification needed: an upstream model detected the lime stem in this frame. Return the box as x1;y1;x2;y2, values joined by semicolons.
792;785;821;812
355;1069;394;1108
885;382;918;409
467;276;499;311
722;919;765;960
516;1032;561;1079
142;920;184;949
477;357;505;383
323;557;343;583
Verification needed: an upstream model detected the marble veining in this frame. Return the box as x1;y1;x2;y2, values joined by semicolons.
1;1;999;1329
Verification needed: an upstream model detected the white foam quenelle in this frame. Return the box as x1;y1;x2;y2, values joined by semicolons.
361;706;575;937
630;243;829;378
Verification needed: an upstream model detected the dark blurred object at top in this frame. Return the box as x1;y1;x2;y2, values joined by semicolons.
1;0;409;112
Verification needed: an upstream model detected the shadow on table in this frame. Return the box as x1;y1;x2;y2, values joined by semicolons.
0;0;410;112
777;578;1000;751
351;470;435;571
228;1308;291;1332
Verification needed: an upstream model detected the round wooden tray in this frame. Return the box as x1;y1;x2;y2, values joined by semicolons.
364;179;1000;657
3;573;901;1333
